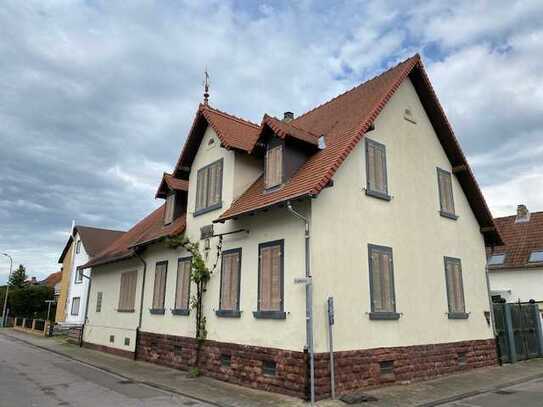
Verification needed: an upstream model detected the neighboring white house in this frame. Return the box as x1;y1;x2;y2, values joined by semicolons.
80;54;502;400
58;225;125;325
488;205;543;306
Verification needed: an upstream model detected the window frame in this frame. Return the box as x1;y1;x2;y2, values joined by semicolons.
488;253;506;266
75;239;81;254
528;250;543;263
217;248;242;318
194;158;223;217
71;297;80;316
367;244;400;320
164;192;175;225
444;256;468;319
150;261;168;314
96;291;103;313
172;256;192;316
74;268;83;284
117;270;137;313
365;138;391;201
253;239;286;320
437;167;458;220
264;144;284;190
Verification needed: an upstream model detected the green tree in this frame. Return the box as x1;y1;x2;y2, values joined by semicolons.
9;285;54;319
8;265;27;289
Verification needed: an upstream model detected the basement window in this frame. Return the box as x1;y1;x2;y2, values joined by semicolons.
488;254;506;266
221;354;231;368
379;360;394;376
528;250;543;263
262;360;277;376
458;352;467;367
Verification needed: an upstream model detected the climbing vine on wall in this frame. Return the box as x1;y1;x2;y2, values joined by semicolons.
166;235;222;343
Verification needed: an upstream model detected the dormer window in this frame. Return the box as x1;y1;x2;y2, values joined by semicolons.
195;159;223;216
164;193;175;225
528;250;543;263
265;145;283;189
488;253;505;266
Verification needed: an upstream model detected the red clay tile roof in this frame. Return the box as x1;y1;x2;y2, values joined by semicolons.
155;173;189;198
80;206;186;269
173;104;260;177
58;226;125;263
39;271;62;288
488;212;543;270
214;54;501;245
257;115;320;148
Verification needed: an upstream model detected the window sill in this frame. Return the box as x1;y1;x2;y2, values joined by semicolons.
448;312;469;320
149;308;165;315
440;210;459;220
365;189;392;201
194;203;222;217
253;311;286;320
171;308;190;316
369;312;401;320
117;309;135;313
216;309;241;318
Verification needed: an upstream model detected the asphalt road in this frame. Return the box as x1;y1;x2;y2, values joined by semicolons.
0;334;213;407
440;376;543;407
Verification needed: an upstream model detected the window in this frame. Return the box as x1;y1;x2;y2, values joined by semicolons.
109;335;115;343
76;239;81;254
71;297;80;316
173;257;191;315
437;168;457;219
195;159;223;215
96;292;103;313
368;245;399;319
151;261;167;313
444;257;467;318
164;193;175;225
365;138;390;200
254;240;285;319
217;249;241;317
488;253;506;266
528;250;543;263
124;337;130;346
221;354;231;367
118;271;137;312
265;145;283;189
262;360;277;376
74;268;83;284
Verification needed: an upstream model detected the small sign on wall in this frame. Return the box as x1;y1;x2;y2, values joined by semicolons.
200;225;214;240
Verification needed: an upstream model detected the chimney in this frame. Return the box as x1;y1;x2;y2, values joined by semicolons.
283;111;294;123
515;204;530;223
30;276;37;285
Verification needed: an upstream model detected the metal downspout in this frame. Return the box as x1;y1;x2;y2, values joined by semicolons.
287;201;315;405
135;251;147;360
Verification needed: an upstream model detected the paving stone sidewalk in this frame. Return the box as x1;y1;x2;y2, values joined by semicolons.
2;329;543;406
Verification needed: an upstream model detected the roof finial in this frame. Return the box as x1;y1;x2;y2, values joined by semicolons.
203;67;210;105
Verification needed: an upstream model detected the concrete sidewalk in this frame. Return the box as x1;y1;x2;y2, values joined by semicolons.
2;328;543;406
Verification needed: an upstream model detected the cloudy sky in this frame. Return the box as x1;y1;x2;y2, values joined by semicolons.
1;0;542;283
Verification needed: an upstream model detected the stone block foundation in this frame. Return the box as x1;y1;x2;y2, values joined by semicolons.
132;332;497;400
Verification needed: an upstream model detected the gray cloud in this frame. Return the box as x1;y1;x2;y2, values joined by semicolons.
1;0;542;282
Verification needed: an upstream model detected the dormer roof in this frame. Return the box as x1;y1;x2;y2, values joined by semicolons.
155;173;189;199
255;115;321;150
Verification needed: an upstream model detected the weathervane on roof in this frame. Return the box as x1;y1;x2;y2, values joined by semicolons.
203;67;210;105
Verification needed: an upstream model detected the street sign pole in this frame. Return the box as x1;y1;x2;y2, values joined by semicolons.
327;297;335;399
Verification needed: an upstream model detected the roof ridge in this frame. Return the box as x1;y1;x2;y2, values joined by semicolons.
75;225;125;234
202;104;260;129
294;54;420;123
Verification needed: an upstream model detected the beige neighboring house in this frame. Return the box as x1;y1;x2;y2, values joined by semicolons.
80;54;502;400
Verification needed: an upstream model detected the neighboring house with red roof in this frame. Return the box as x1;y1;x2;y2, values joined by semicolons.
39;271;63;297
80;54;501;400
55;225;125;325
488;205;543;306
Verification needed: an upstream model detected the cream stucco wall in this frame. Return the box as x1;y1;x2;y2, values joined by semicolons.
489;268;543;303
310;78;493;352
85;77;493;355
83;258;143;352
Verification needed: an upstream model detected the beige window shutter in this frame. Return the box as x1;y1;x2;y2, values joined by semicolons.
367;144;376;191
370;251;383;311
270;246;282;310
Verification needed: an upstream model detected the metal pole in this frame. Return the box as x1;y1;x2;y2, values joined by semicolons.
287;201;315;405
1;253;13;328
327;297;335;399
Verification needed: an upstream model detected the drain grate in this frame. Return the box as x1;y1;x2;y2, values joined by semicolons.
117;379;134;385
